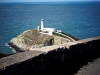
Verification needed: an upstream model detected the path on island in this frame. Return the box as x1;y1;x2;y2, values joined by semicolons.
54;32;76;42
30;32;77;52
30;36;100;52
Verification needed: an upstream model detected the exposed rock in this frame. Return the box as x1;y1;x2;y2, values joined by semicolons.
8;29;75;52
8;29;54;52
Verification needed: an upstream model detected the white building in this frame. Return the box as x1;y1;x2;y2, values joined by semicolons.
37;19;55;35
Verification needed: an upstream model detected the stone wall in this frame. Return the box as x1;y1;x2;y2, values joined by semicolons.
0;37;100;75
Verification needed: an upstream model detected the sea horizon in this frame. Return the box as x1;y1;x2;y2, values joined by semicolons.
0;1;100;4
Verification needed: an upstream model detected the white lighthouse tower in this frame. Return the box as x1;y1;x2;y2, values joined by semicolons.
41;19;44;30
37;19;55;35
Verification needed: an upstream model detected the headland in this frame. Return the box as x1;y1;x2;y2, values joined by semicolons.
7;19;78;53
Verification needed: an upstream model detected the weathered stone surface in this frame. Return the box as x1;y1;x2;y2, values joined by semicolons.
0;51;44;70
66;36;100;48
0;36;100;75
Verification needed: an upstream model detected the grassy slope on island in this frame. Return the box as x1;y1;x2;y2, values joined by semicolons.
9;29;78;51
10;29;54;50
61;32;79;41
53;32;79;41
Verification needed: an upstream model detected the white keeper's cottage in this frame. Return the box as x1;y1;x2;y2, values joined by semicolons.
37;19;55;35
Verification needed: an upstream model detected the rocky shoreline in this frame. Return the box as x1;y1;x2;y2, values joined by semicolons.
7;29;55;53
7;42;25;53
7;29;78;54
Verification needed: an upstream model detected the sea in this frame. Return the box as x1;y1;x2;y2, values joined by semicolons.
0;2;100;54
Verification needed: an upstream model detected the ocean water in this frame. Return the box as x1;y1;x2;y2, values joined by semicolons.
0;2;100;54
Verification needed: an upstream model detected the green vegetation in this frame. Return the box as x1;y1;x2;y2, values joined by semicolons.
53;32;79;41
20;29;54;45
11;29;54;50
61;32;79;41
10;29;79;51
53;32;70;39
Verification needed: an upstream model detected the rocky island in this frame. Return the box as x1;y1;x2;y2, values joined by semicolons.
7;19;78;53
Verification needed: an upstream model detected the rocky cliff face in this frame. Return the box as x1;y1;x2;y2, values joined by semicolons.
8;29;54;52
8;29;72;52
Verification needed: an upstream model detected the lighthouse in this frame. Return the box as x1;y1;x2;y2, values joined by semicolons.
37;19;55;35
41;19;44;30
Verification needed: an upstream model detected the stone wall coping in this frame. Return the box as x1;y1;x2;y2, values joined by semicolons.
66;36;100;48
0;51;44;69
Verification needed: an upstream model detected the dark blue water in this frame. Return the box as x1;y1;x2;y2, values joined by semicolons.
0;2;100;54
